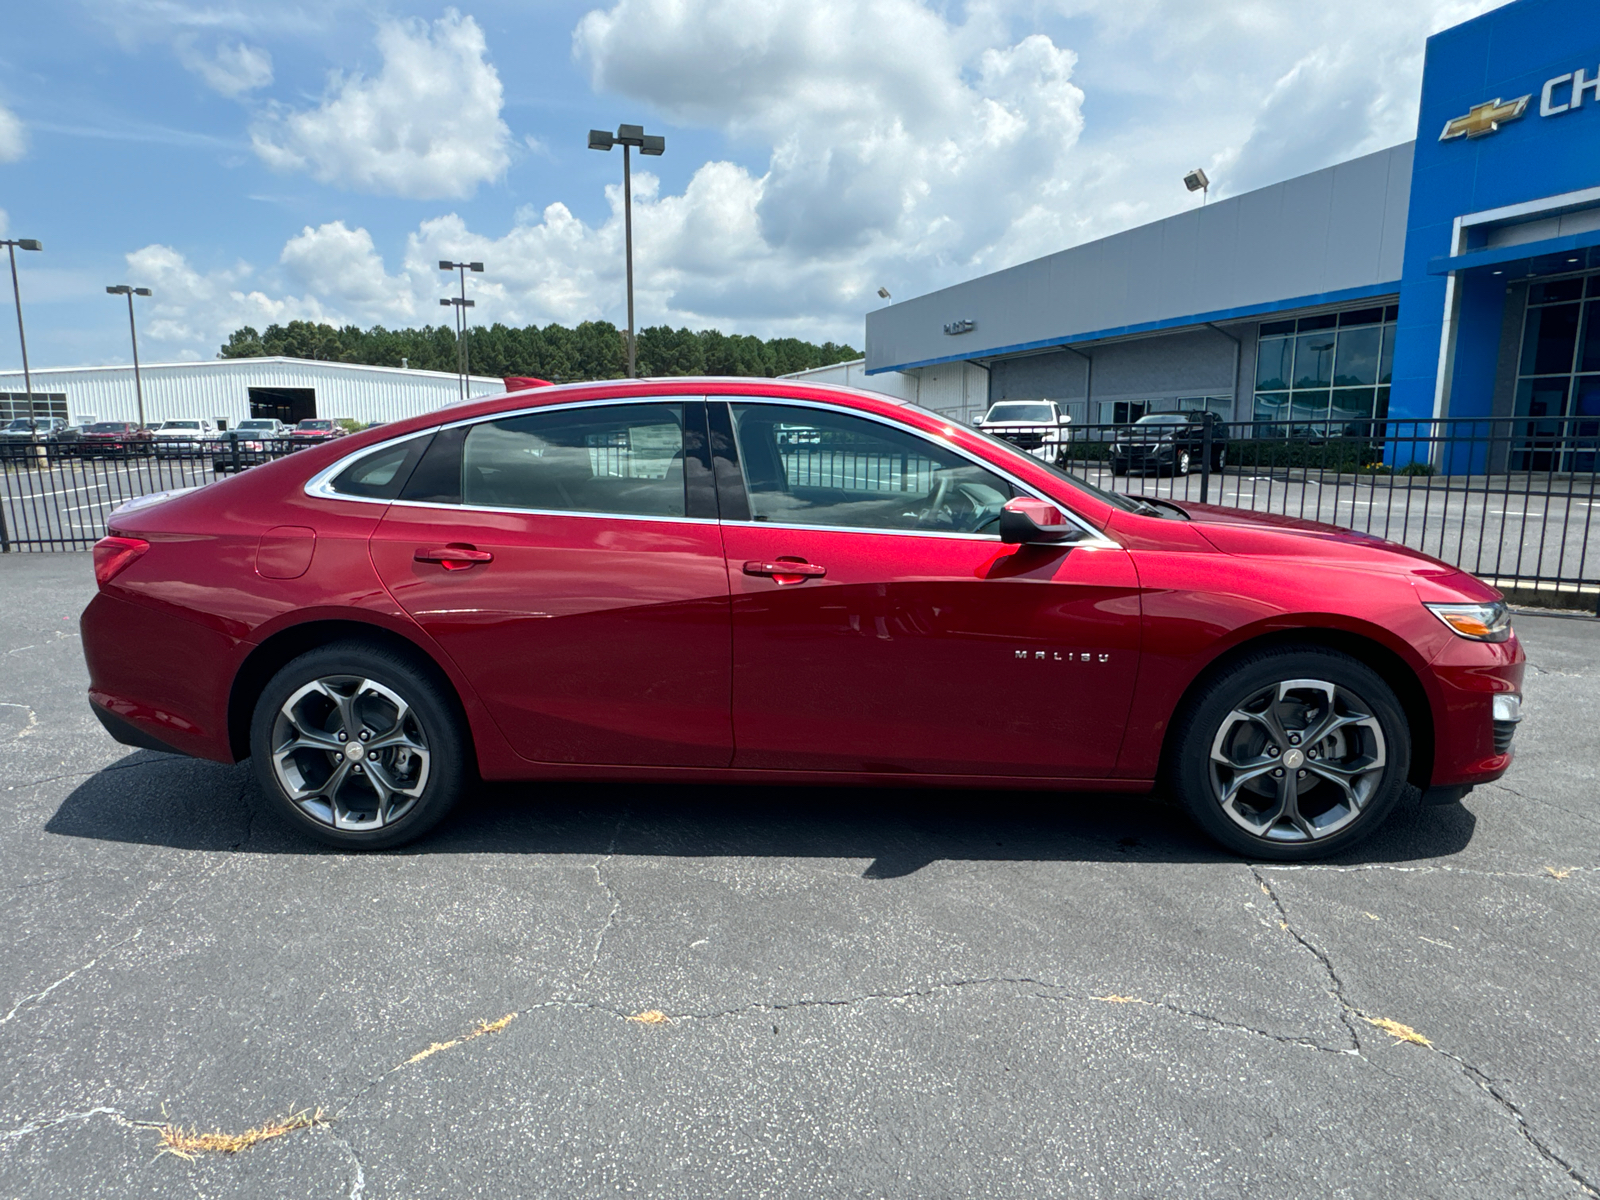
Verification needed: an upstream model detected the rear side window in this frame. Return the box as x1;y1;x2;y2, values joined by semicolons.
328;436;429;500
458;403;687;517
728;402;1013;533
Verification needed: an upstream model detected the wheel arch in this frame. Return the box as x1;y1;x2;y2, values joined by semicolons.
1158;626;1436;789
227;618;478;773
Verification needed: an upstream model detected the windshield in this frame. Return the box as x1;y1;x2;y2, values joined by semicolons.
87;423;130;432
239;420;275;430
1134;413;1193;425
298;420;333;430
4;419;31;430
986;403;1056;424
166;421;201;430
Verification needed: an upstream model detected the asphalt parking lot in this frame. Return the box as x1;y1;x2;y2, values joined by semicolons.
1;552;1597;1198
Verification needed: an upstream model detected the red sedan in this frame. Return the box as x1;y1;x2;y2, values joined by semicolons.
80;380;1524;859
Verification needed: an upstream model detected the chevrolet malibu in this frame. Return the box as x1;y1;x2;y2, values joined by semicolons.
80;379;1524;859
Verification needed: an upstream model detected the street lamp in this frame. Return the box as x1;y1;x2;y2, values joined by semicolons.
2;238;42;419
1184;167;1210;204
106;285;152;429
439;260;483;402
588;123;665;378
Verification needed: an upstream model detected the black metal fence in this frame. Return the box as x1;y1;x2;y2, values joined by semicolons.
994;415;1600;595
3;418;1599;598
0;437;300;553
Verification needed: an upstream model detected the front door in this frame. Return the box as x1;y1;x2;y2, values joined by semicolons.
714;399;1142;778
368;399;733;767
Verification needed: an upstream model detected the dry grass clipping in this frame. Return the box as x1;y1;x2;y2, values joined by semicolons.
405;1013;517;1066
1365;1016;1432;1047
627;1009;671;1025
157;1108;325;1160
1092;995;1147;1005
1545;866;1573;880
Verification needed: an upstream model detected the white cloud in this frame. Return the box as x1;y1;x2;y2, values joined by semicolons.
279;221;417;326
179;39;273;97
0;104;26;162
131;0;1519;358
126;244;330;352
251;9;511;200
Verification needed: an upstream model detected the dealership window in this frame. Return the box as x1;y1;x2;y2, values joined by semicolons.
1512;273;1600;470
1252;306;1397;433
1097;396;1230;425
0;393;68;422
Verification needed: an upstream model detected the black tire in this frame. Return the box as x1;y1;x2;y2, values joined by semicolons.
1166;646;1412;860
1110;458;1127;476
249;640;467;849
1173;449;1191;476
1212;447;1227;472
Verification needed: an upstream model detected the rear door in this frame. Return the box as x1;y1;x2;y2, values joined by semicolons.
712;398;1142;778
366;398;733;767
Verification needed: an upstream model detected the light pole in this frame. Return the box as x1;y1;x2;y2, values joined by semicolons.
106;285;152;428
439;260;483;402
2;238;42;418
588;123;665;378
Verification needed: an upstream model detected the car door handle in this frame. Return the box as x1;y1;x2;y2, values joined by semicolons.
415;545;494;571
743;559;826;583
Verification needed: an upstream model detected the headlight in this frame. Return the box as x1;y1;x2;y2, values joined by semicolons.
1492;694;1522;723
1425;601;1512;642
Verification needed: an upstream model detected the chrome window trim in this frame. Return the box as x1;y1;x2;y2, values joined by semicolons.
721;394;1119;548
384;498;718;526
303;430;435;504
302;391;1121;548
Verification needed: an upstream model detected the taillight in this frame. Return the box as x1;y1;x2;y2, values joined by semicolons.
93;535;149;585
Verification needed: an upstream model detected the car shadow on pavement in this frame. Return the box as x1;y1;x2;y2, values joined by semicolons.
44;750;1478;875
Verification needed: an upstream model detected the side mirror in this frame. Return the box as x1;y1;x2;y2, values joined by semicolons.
999;497;1083;545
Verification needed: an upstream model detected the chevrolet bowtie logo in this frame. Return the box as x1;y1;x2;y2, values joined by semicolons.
1439;94;1532;141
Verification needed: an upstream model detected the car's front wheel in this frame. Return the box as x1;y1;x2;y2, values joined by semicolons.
1167;647;1412;860
249;641;467;849
1173;449;1191;476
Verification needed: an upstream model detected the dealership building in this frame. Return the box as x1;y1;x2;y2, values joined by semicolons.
865;0;1600;454
0;358;504;429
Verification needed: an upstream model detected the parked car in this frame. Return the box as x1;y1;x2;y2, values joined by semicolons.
81;379;1523;860
288;419;349;448
153;418;217;456
1111;411;1230;476
0;417;67;459
213;419;291;473
50;423;88;458
78;421;155;459
976;401;1074;465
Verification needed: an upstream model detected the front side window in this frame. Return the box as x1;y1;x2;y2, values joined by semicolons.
461;402;687;517
728;402;1013;534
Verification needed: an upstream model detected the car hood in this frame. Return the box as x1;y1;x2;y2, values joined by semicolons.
1168;501;1500;597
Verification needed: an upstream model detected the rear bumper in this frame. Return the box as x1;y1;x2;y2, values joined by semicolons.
90;700;190;756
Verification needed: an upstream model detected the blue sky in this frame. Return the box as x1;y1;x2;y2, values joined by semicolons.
0;0;1504;369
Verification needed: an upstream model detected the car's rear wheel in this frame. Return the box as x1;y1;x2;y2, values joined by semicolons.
1212;447;1226;472
1167;647;1411;860
249;641;466;849
1173;449;1191;476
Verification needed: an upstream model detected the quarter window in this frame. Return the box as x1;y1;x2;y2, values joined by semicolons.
460;403;687;517
329;436;428;500
728;402;1013;533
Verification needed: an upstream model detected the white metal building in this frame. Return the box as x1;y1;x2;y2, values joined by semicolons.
0;358;504;428
781;358;992;425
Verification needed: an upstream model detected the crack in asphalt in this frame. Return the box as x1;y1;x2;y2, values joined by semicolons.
0;931;142;1028
319;1125;367;1200
1248;867;1363;1053
1252;866;1599;1196
0;1104;158;1144
580;813;627;980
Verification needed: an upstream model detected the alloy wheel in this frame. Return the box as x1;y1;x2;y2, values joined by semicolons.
1207;677;1386;844
270;675;431;831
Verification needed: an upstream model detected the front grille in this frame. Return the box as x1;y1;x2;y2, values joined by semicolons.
1492;720;1518;755
997;431;1044;449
